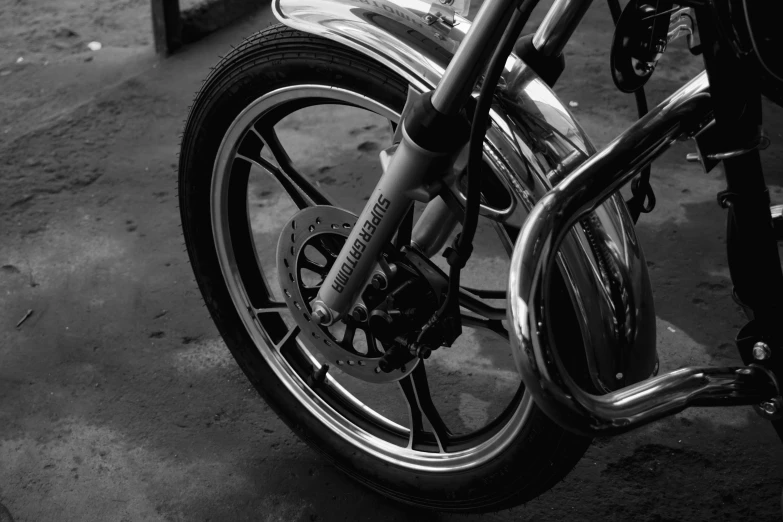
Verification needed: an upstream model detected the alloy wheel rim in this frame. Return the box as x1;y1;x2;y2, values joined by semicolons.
210;84;532;472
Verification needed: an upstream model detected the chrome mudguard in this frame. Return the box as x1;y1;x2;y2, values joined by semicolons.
272;0;658;391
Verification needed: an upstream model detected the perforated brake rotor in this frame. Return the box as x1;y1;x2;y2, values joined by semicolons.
276;206;417;384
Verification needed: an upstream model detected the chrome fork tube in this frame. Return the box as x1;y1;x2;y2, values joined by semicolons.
431;0;521;115
532;0;593;57
508;72;777;436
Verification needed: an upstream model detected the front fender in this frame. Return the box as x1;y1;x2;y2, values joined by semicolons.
272;0;657;392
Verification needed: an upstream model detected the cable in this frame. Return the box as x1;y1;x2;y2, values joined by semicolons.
416;0;538;351
607;0;655;223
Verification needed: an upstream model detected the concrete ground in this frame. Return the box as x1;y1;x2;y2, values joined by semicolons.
1;1;783;521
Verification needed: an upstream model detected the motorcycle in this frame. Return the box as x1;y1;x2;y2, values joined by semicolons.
178;0;783;512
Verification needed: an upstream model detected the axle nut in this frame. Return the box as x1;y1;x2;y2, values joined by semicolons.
371;274;388;290
351;306;368;322
755;397;783;420
311;307;330;325
752;341;772;361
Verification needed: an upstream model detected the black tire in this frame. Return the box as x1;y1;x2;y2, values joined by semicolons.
178;24;591;512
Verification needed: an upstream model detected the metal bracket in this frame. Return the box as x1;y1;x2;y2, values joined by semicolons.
666;6;701;55
381;85;462;204
735;322;783;420
423;3;455;37
686;120;770;173
379;145;446;203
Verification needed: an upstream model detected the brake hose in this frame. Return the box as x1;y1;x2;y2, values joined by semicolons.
607;0;655;223
416;0;538;352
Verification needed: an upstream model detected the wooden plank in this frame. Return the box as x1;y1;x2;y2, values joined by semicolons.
151;0;182;55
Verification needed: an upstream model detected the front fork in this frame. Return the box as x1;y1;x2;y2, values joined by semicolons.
310;113;460;325
310;0;523;325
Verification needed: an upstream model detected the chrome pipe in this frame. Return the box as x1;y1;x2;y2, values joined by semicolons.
508;72;777;436
532;0;593;57
431;0;520;115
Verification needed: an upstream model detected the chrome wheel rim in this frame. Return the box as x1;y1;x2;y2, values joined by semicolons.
210;84;532;472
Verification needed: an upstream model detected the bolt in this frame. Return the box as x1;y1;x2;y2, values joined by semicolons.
752;341;771;361
635;61;654;74
311;307;329;325
755;397;783;420
371;273;388;290
351;306;368;322
760;400;778;416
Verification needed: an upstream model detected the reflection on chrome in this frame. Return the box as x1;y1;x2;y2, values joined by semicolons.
274;0;658;395
508;72;778;436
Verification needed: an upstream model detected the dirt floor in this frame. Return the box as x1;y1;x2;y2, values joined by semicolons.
1;0;783;520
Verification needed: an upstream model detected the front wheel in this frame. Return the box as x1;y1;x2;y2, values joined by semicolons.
178;24;591;512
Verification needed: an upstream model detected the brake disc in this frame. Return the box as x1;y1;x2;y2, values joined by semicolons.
276;205;417;384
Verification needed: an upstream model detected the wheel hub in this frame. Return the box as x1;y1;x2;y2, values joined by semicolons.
277;206;418;383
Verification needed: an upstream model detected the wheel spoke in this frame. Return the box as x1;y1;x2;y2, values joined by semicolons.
365;330;383;357
299;286;319;302
398;362;451;452
461;314;509;341
461;286;506;299
275;325;301;355
299;256;327;274
458;289;506;320
235;153;310;209
258;127;336;207
309;239;331;259
341;324;356;349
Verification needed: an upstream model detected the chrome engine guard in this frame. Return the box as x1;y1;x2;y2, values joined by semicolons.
272;0;658;392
